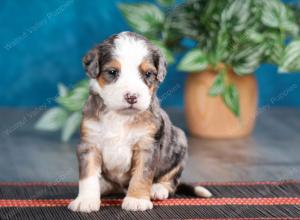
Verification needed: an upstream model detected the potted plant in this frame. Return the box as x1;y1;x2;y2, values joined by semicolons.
35;0;300;141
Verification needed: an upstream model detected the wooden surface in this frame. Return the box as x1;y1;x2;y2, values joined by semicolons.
0;107;299;183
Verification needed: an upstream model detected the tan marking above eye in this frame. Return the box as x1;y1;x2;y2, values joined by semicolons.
102;59;121;72
139;60;156;75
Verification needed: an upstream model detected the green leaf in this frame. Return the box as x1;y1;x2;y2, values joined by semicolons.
221;0;251;32
61;112;82;142
261;0;286;28
156;0;174;7
151;40;174;64
263;32;285;64
178;49;208;72
208;70;226;96
118;3;164;36
232;45;265;75
245;31;265;43
57;81;89;112
211;28;229;65
222;84;240;117
35;107;68;131
261;0;299;36
58;83;68;97
76;79;89;88
279;40;300;73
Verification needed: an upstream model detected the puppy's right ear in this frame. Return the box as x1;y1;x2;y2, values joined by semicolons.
82;48;100;78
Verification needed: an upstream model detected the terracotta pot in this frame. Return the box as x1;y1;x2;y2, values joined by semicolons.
184;65;258;139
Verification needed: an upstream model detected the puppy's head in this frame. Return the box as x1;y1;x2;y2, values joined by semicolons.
83;32;167;114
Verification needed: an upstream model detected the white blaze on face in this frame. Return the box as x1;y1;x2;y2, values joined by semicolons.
91;32;152;113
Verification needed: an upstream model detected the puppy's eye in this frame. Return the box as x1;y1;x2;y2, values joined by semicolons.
145;71;154;78
108;69;118;77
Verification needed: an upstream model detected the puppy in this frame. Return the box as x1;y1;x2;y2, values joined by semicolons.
68;31;211;212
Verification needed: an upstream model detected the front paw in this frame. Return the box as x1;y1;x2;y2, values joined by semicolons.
68;196;100;213
122;196;153;211
151;183;169;200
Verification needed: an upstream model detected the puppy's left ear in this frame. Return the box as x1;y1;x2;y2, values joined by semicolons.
82;48;100;78
154;49;167;83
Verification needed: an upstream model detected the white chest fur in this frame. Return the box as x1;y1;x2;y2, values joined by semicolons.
84;112;146;184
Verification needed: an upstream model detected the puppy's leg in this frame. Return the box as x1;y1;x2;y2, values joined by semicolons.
68;144;101;212
100;177;123;196
122;141;157;211
151;126;187;200
151;164;183;200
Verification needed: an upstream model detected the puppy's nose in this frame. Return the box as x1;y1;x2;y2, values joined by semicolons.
125;93;138;105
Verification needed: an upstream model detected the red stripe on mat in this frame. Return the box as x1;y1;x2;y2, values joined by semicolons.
0;180;300;187
1;197;300;207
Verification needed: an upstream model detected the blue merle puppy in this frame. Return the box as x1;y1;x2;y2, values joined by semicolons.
68;32;211;212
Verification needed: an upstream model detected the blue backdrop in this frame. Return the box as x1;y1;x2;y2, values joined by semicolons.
1;0;300;108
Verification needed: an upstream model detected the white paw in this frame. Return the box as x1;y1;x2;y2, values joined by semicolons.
68;196;100;213
151;183;169;200
122;197;153;211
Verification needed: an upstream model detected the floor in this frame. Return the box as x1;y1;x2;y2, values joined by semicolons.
0;107;300;183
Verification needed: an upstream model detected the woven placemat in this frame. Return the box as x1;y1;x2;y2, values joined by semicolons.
0;181;300;219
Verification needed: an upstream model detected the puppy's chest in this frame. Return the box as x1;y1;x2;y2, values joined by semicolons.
85;113;146;179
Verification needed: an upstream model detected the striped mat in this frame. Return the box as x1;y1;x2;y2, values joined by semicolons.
0;181;300;219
